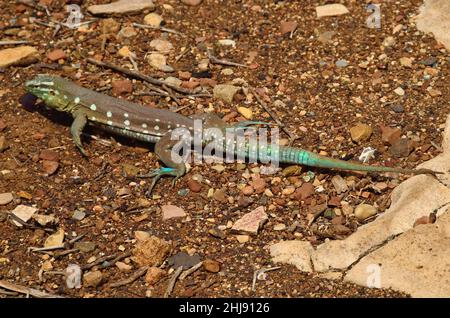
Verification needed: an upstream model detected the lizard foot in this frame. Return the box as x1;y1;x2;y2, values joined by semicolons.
138;167;184;197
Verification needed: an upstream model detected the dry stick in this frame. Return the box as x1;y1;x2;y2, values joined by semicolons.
100;251;132;269
86;58;196;95
108;266;148;288
252;88;298;143
132;23;185;36
179;262;203;280
164;266;183;298
0;280;64;298
207;51;248;68
0;40;31;45
28;245;65;253
162;84;181;106
175;46;190;62
82;254;117;270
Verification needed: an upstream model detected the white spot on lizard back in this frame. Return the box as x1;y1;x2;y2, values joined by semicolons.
74;97;80;104
106;111;112;118
124;113;129;118
124;120;130;126
90;104;97;111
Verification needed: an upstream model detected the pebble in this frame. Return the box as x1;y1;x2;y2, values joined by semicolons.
74;241;96;253
280;21;298;35
235;106;252;120
33;214;56;226
211;164;225;173
213;188;227;203
350;123;373;143
231;206;268;235
118;46;132;58
209;228;226;239
187;179;202;192
394;87;405;96
380;125;402;145
391;104;404;113
65;264;82;289
72;210;86;221
419;57;437;66
389;138;412;157
134;230;151;242
354;204;377;221
147;53;174;72
44;228;65;248
236;235;250;243
399;57;413;68
295;183;314;200
238;195;253;207
42;160;59;175
83;270;103;288
144;13;163;27
273;223;286;231
213;84;240;103
112;80;133;95
0;192;13;205
47;49;66;61
316;4;349;17
116;261;133;271
218;39;236;48
282;186;295;196
132;236;171;267
150;38;173;53
328;196;341;207
382;36;396;47
39;149;59;162
181;0;202;5
88;0;155;15
331;175;348;194
0;46;39;68
118;26;137;38
168;252;202;269
122;163;140;177
335;59;348;68
221;68;234;76
11;205;37;226
145;267;165;284
0;120;6;132
281;165;302;177
203;259;220;273
162;204;186;220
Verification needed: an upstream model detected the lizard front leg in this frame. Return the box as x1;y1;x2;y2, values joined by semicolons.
70;110;88;156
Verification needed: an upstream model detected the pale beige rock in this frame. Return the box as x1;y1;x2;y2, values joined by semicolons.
416;0;450;51
0;193;13;205
316;4;349;18
0;46;39;68
144;13;163;27
312;175;450;271
132;236;171;267
270;240;314;272
213;84;240;103
161;204;186;220
231;206;267;235
11;205;37;227
44;228;65;248
345;208;450;297
149;39;173;53
147;53;174;72
88;0;155;16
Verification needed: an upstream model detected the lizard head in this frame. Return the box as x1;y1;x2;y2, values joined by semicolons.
25;74;72;111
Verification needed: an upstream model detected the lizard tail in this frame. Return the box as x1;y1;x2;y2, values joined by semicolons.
279;147;442;175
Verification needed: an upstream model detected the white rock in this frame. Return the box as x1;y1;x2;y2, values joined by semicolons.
11;205;37;227
270;240;314;272
345;208;450;297
316;4;349;18
416;0;450;51
394;87;405;96
0;193;13;205
147;53;174;72
88;0;155;16
218;39;236;48
149;39;173;53
65;264;82;289
331;175;348;194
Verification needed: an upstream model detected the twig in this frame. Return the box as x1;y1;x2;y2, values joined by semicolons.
86;58;196;95
54;248;79;258
179;262;203;280
28;245;65;253
107;266;148;288
100;251;132;269
175;46;190;62
68;233;86;245
82;254;117;270
0;41;31;46
162;84;181;106
164;266;183;298
132;23;185;36
207;51;248;68
252;88;298;143
0;280;64;298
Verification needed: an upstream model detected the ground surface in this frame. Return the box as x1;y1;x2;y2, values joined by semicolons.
0;0;448;298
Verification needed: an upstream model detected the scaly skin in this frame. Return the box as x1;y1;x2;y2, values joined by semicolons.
25;75;442;194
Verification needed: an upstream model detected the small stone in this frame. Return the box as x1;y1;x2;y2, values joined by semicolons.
236;235;250;243
391;104;404;113
335;59;348;68
394;87;405;96
213;84;240;103
118;26;137;38
0;193;13;205
118;46;132;58
39;149;59;162
121;163;140;177
213;188;227;203
316;4;349;18
145;267;165;284
116;261;132;271
427;88;442;97
389;138;412;158
295;183;314;200
83;270;103;288
331;175;348;194
181;0;202;5
413;215;432;227
47;49;66;61
280;21;297;35
135;230;151;242
231;206;268;235
354;204;377;221
147;53;173;72
42;160;59;175
72;210;86;221
88;0;155;16
221;68;234;76
209;228;226;239
380;125;402;145
0;46;39;68
132;236;171;267
0;120;6;132
217;39;236;48
0;136;8;152
399;57;413;68
282;165;302;177
273;223;286;231
44;228;65;248
168;252;201;269
187;179;202;193
74;241;96;253
237;195;253;207
350;123;373;143
150;38;173;53
203;259;220;273
161;204;186;220
236;106;253;120
111;80;133;95
382;36;396;47
282;186;296;196
419;57;438;66
211;164;225;173
11;205;37;226
144;13;163;26
65;264;82;289
33;214;56;226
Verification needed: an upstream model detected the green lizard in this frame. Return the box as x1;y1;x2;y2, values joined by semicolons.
25;74;441;194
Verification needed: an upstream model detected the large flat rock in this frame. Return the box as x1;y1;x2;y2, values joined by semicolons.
416;0;450;50
345;208;450;297
88;0;155;16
